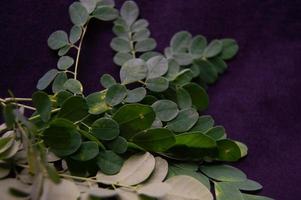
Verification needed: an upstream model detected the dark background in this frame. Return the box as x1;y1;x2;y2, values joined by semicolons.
0;0;300;199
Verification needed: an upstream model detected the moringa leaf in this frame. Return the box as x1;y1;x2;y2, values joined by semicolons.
69;2;89;26
151;100;179;122
52;72;68;93
183;83;209;111
113;52;132;66
120;0;139;26
106;136;128;154
58;96;88;122
170;31;192;53
124;87;146;103
100;74;116;89
47;31;69;50
146;77;169;92
120;58;147;84
191;115;215;133
71;141;99;161
135;38;157;52
86;91;110;115
190;35;207;58
214;182;244;200
217;139;242;161
167;108;199;132
57;56;74;70
93;6;118;21
32;91;52;122
105;84;127;106
203;39;223;58
111;37;131;53
91;118;120;141
146;55;168;79
69;25;82;44
37;69;59;90
220;38;239;60
63;79;83;94
96;150;124;175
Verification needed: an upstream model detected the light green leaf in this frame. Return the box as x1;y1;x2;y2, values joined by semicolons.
106;136;128;154
120;58;147;84
173;69;194;86
230;179;262;191
91;118;120;140
200;164;247;182
205;126;226;140
63;79;83;94
133;29;150;41
57;56;74;70
69;2;89;26
135;38;157;52
170;31;192;53
58;96;88;122
112;104;155;139
146;77;169;92
131;19;149;32
93;6;118;21
203;39;223;58
69;25;82;44
132;128;176;152
120;0;139;26
80;0;97;13
113;52;132;66
100;74;116;89
47;31;69;50
32;91;52;122
140;51;163;61
105;84;127;106
191;115;215;133
37;69;59;90
176;87;192;109
217;139;242;161
70;141;99;161
111;37;131;53
190;35;207;57
96;0;115;7
183;83;209;111
167;108;199;132
124;87;146;103
86;91;110;115
173;53;193;65
151;100;179;122
52;72;68;93
97;150;124;175
220;39;239;60
43;118;82;157
242;193;274;200
235;141;248;157
214;182;244;200
165;59;180;80
146;55;168;79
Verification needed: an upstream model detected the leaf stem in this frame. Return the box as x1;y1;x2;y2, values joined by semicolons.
29;108;61;121
77;128;105;150
4;97;32;102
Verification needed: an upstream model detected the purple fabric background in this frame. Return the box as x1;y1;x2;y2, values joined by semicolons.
0;0;300;199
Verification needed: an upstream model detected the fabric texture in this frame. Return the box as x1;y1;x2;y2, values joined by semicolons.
0;0;300;199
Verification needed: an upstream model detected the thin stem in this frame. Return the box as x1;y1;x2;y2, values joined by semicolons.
74;24;88;80
4;98;32;102
128;32;136;58
14;103;36;111
29;108;61;121
65;70;75;75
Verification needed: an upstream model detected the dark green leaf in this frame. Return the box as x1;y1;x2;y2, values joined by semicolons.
93;6;118;21
37;69;59;90
52;72;68;93
69;2;89;26
47;31;69;50
97;150;124;175
32;91;52;122
58;96;88;122
170;31;192;53
183;83;209;111
203;39;223;58
208;57;227;74
217;139;242;161
86;92;110;115
175;132;217;149
135;38;157;52
56;90;73;107
105;84;127;106
106;136;128;154
120;1;139;26
151;100;179;122
205;126;226;140
132;128;176;152
235;141;248;157
43;118;82;157
71;141;99;161
113;104;155;139
46;165;61;184
120;58;147;84
215;182;244;200
100;74;116;89
167;108;199;132
57;56;74;70
63;79;83;94
193;60;218;84
69;25;82;44
58;45;71;56
220;39;239;60
91;118;119;141
125;87;146;103
146;77;169;92
146;56;168;79
3;104;15;129
173;69;193;86
191;116;214;133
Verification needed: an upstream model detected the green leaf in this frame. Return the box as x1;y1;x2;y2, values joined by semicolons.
175;132;217;150
151;100;179;122
32;91;52;122
131;19;149;32
176;87;192;109
135;38;157;52
167;108;199;132
191;115;214;133
146;56;168;79
52;72;68;93
235;141;248;157
56;90;72;106
105;84;127;106
58;96;88;122
183;83;209;111
46;165;61;184
120;0;139;26
57;56;74;70
189;35;207;58
203;39;223;58
111;37;131;53
125;87;146;103
96;150;124;175
113;52;132;66
173;53;193;66
242;194;273;200
106;136;128;154
200;164;247;182
217;139;242;161
63;79;83;94
120;58;147;84
80;0;97;13
133;29;150;41
208;57;227;74
69;2;89;26
86;92;110;115
43;118;82;157
229;179;262;191
220;39;239;60
193;60;218;84
96;0;115;7
205;126;226;140
93;6;118;21
215;182;244;200
0;135;14;154
3;105;15;129
58;45;71;56
170;31;192;53
69;25;82;44
132;128;176;152
37;69;59;90
113;104;155;139
71;141;99;161
91;118;119;141
146;77;169;92
173;69;194;86
165;59;180;80
100;74;116;89
47;31;69;50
